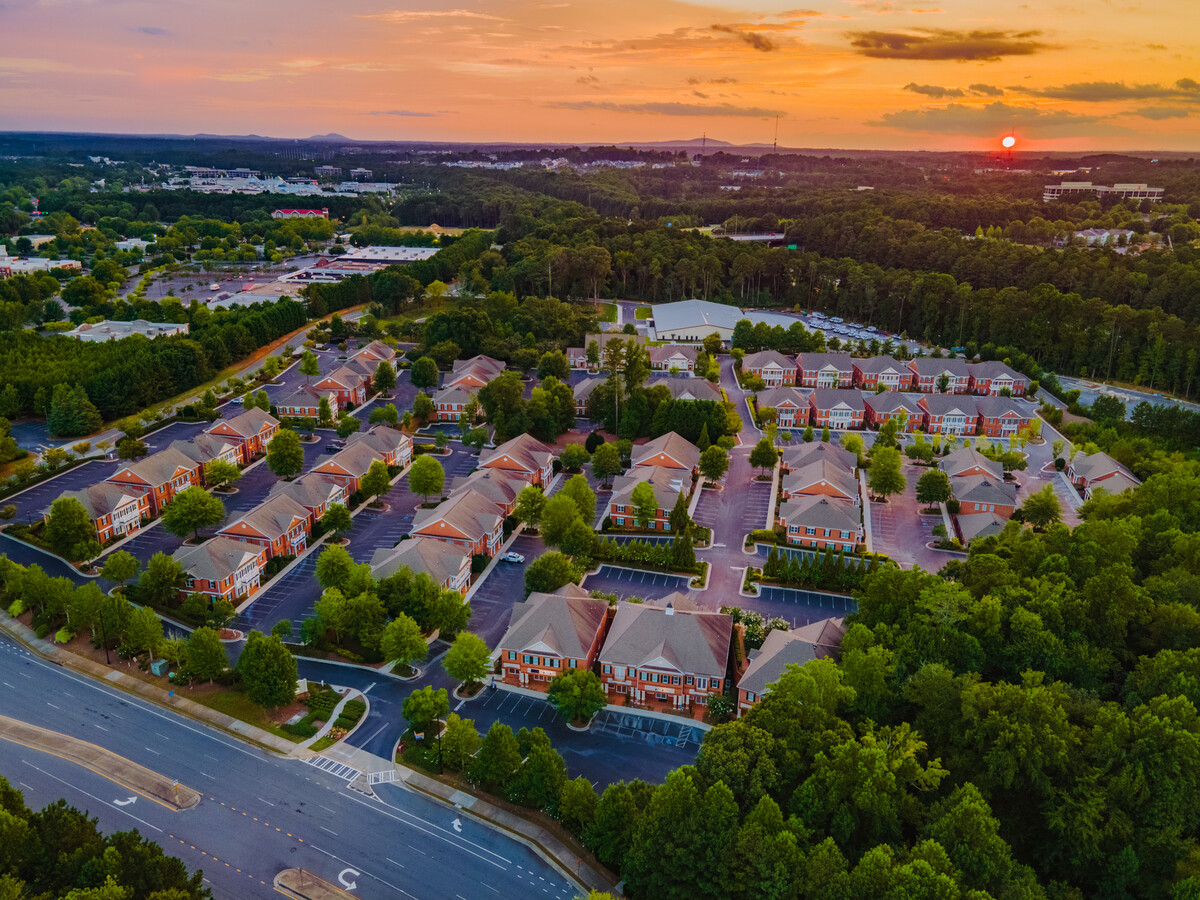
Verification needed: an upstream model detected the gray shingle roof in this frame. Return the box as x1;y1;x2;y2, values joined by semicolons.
651;299;741;334
782;441;857;473
601;598;731;678
796;351;853;372
779;494;861;532
648;377;721;403
909;357;970;377
610;466;687;512
498;589;610;660
809;389;865;412
631;431;700;471
370;536;469;587
757;386;809;409
48;482;143;519
956;511;1009;543
269;473;346;510
742;350;797;371
939;448;1002;479
953;475;1017;507
739;619;846;695
110;447;197;487
171;536;261;582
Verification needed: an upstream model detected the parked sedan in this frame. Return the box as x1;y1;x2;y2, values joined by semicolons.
502;552;525;564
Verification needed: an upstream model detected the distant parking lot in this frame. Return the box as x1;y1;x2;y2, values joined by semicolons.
466;686;695;788
581;565;691;600
467;533;542;648
691;478;772;539
4;460;120;523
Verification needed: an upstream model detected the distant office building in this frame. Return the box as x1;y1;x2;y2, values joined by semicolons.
271;208;329;219
314;166;343;177
349;168;373;179
1042;182;1163;203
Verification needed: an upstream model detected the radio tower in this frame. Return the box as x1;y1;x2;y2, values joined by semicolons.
772;116;779;156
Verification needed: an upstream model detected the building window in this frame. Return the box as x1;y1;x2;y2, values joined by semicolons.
603;664;612;674
806;526;816;535
523;655;532;664
507;651;515;660
569;659;577;668
696;677;707;689
747;692;756;702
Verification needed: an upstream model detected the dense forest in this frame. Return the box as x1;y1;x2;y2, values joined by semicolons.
0;776;210;898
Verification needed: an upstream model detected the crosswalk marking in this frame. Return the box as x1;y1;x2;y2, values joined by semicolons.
304;755;362;781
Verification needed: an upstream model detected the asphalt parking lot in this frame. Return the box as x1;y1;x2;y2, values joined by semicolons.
581;565;692;601
751;585;858;628
464;686;696;787
466;533;542;649
691;475;773;540
5;459;121;523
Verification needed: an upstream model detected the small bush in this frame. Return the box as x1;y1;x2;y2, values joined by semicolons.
1054;457;1066;470
0;505;17;520
947;499;961;514
748;528;779;545
282;721;319;738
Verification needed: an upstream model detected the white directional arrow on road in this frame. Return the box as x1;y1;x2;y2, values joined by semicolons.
338;868;359;891
452;818;463;833
113;797;137;807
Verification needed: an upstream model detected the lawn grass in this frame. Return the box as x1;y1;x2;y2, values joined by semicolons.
309;734;339;752
596;302;618;323
185;688;304;743
635;306;652;320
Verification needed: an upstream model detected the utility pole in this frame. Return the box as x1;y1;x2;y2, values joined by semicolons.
772;115;778;156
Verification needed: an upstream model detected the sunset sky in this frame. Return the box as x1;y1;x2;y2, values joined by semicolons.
2;0;1198;150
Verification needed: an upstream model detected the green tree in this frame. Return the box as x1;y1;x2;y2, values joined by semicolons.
700;445;729;483
116;437;148;461
99;549;139;590
137;552;185;607
470;721;522;792
541;493;584;546
161;486;225;542
631;480;658;529
537;350;570;381
443;632;491;688
915;469;952;510
591;442;621;487
669;491;691;533
559;474;596;523
46;384;102;438
410;356;440;390
441;713;481;770
559;777;598;836
44;497;96;560
560;443;589;472
299;350;321;384
315;544;355;590
868;445;906;501
266;428;304;479
525;551;578;595
585;782;646;870
381;613;428;674
336;416;361;439
121;605;163;659
510;732;567;812
185;627;227;683
360;459;392;502
203;459;241;491
237;630;297;707
319;503;352;541
318;396;333;424
427;588;470;636
402;686;448;732
560;518;598;559
373;360;397;395
1021;483;1062;529
368;403;399;426
513;486;546;529
821;425;831;442
749;436;777;477
408;454;444;504
547;669;607;724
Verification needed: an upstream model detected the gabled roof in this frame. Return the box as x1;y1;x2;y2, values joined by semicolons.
782;441;857;473
498;589;610;659
433;384;476;406
1086;471;1141;496
631;431;700;471
269;473;346;509
48;482;144;519
1070;450;1137;484
352;340;396;362
739;619;846;695
782;460;858;500
647;377;721;403
451;354;506;375
742;350;797;371
649;344;700;364
974;396;1029;419
169;435;239;466
863;392;922;416
611;465;687;512
953;474;1018;507
601;597;731;677
939;448;1002;479
275;384;334;410
316;442;381;478
370;536;470;586
479;433;554;475
757;386;809;409
968;360;1023;380
450;468;528;511
909;356;970;377
172;536;261;582
957;511;1009;543
852;356;908;375
109;447;197;486
809;389;865;412
345;424;411;458
573;377;605;403
211;407;279;438
921;393;978;417
779;495;861;532
316;365;368;390
220;494;310;541
796;351;853;372
411;489;503;541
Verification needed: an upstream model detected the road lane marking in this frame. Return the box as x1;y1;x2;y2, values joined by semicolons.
22;760;162;832
340;791;510;868
320;825;338;835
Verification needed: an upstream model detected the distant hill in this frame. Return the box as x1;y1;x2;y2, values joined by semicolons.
305;133;354;142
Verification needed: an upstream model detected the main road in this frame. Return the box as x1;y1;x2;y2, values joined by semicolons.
0;635;581;900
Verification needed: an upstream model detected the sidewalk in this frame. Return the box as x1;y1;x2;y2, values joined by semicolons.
0;610;623;897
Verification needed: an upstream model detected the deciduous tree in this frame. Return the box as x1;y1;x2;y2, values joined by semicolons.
161;486;225;542
266;428;304;479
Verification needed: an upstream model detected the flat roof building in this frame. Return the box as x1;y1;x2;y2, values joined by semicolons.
66;319;189;342
1043;182;1163;203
